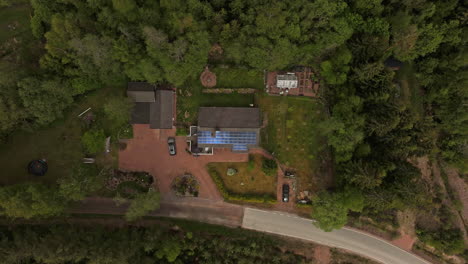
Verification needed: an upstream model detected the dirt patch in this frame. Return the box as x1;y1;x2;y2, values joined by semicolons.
392;233;415;251
200;66;217;88
314;246;331;264
445;167;468;223
392;210;416;250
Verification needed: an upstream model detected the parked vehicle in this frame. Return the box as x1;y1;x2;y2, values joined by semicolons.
168;137;176;156
284;170;295;178
282;184;290;202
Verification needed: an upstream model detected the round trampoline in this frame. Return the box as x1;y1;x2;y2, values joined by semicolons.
28;159;48;176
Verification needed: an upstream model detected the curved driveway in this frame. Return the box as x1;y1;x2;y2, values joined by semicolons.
73;197;430;264
242;208;430;264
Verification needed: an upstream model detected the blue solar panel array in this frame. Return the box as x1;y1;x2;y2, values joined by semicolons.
198;130;256;151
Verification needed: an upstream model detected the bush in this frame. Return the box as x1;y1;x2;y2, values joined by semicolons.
125;189;161;221
81;129;106;154
247;154;255;171
208;166;276;204
262;157;277;176
417;227;465;255
117;181;149;199
103;97;134;127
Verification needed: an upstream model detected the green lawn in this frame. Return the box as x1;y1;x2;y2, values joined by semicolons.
0;87;124;185
259;95;327;192
0;3;43;77
211;67;264;89
177;76;255;126
207;154;277;196
0;3;31;43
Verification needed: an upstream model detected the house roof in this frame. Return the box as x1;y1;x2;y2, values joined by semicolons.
198;107;261;129
128;83;173;129
127;82;156;102
149;90;173;129
130;103;151;124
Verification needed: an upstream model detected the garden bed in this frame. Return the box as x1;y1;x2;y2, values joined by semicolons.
207;154;277;203
172;174;199;197
107;170;153;199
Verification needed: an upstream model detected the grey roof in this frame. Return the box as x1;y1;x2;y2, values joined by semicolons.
150;90;173;129
130;103;151;124
127;82;156;102
198;107;261;129
128;82;173;129
128;82;156;91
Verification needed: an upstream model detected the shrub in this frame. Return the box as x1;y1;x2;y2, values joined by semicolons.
262;157;277;176
208;166;276;204
81;129;106;154
417;227;465;255
227;168;237;176
125;189;161;221
117;181;149;199
247;155;255;171
103;97;134;127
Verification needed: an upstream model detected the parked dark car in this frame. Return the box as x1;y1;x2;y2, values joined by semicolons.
168;137;176;156
282;184;290;202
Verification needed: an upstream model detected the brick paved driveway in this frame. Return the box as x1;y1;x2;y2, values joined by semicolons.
119;125;249;200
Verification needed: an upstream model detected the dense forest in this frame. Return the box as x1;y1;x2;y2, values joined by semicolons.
0;222;311;264
0;0;466;259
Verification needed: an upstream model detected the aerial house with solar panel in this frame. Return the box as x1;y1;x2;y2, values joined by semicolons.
188;107;262;155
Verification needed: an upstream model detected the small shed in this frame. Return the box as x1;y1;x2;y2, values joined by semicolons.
276;73;298;89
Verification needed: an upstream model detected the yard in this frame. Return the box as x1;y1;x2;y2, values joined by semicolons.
177;68;263;129
207;154;277;197
258;95;329;193
211;67;264;89
0;86;125;185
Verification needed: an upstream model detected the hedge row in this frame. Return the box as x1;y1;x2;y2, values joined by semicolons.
207;166;277;204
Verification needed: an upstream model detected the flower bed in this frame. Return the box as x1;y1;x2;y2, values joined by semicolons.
107;171;153;199
172;174;199;197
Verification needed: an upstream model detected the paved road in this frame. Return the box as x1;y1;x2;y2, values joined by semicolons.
242;208;431;264
72;197;244;227
72;198;431;264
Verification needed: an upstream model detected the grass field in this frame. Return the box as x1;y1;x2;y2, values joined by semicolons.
211;67;264;89
258;95;327;192
0;3;31;43
207;154;277;196
0;87;124;185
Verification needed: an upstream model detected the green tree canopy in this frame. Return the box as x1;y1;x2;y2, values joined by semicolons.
103;97;134;127
81;129;106;155
58;164;104;201
125;189;161;221
0;184;66;219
